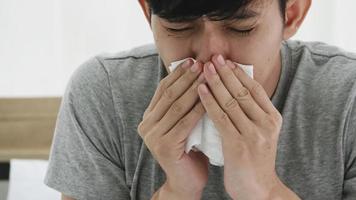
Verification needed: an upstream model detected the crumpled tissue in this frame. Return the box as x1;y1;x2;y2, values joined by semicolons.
168;58;254;166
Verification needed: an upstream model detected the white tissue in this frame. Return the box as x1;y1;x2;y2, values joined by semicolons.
168;58;254;166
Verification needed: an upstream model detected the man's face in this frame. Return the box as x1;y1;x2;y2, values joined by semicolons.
150;0;284;79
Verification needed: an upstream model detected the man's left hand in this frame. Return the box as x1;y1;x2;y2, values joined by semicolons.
197;54;297;200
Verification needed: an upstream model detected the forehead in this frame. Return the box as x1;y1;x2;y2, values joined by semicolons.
241;0;274;15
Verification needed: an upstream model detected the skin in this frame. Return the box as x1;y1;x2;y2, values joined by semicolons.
151;0;284;99
62;0;312;199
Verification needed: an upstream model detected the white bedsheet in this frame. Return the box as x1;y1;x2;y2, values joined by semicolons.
7;159;60;200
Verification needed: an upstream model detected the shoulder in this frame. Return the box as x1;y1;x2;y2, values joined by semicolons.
284;40;356;78
285;40;356;59
71;43;159;82
284;40;356;81
65;44;163;131
98;43;159;60
282;40;356;120
67;43;161;98
284;40;356;98
96;43;160;76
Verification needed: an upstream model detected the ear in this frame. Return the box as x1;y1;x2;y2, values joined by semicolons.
138;0;152;27
283;0;312;40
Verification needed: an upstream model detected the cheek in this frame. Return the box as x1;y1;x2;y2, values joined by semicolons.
151;18;194;67
232;22;283;67
258;25;283;66
154;35;194;67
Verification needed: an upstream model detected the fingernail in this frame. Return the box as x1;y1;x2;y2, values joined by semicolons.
182;59;193;69
191;62;200;73
237;87;249;97
207;63;217;75
217;54;226;66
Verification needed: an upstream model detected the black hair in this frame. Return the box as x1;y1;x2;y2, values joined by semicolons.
145;0;288;22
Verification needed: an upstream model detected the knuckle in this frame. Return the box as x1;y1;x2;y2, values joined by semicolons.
272;112;283;124
251;82;264;96
177;118;189;128
271;113;283;133
137;122;145;137
235;87;249;99
223;98;239;112
168;126;179;137
143;110;149;119
159;79;169;90
192;102;205;115
274;111;283;123
143;108;153;119
213;111;229;124
143;131;154;146
171;101;185;115
264;114;281;128
162;87;175;101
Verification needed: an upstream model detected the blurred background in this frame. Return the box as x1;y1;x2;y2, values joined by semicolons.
0;0;355;199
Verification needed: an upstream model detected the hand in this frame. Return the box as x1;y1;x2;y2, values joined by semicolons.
138;59;209;199
197;55;284;199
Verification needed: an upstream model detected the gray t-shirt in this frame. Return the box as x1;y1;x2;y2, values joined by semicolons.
44;40;356;200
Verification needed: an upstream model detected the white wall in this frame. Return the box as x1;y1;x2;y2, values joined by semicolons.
0;0;153;97
0;0;355;97
293;0;356;52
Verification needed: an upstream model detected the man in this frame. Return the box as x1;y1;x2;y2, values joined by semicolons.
45;0;356;199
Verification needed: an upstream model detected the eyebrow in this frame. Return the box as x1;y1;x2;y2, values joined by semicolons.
231;9;260;20
163;9;260;23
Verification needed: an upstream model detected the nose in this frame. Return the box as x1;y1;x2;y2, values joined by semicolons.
192;22;230;63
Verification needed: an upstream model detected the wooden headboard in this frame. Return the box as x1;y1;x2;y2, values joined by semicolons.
0;97;61;162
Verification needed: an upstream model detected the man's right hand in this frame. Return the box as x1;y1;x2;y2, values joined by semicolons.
137;59;209;200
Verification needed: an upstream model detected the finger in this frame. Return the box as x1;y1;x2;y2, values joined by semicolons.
165;101;206;143
143;62;203;130
210;55;267;122
202;61;254;134
144;59;194;116
156;73;205;135
139;59;194;138
197;83;242;141
231;61;278;115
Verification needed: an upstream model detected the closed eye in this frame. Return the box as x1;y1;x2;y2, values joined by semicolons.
227;27;255;36
165;27;193;32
